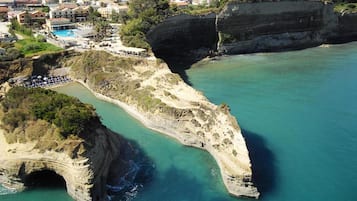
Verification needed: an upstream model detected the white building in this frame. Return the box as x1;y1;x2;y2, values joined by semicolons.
97;4;128;19
49;3;90;22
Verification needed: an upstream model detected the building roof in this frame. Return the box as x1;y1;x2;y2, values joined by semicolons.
17;10;45;16
59;3;78;9
0;6;8;13
73;6;89;11
31;10;44;14
15;0;42;4
0;0;13;4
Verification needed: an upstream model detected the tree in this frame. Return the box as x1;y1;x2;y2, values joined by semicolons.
88;6;101;25
120;0;171;49
94;18;109;41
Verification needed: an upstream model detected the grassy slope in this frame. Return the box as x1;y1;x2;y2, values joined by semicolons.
14;38;63;57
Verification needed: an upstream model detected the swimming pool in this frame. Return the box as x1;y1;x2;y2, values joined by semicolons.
53;29;76;37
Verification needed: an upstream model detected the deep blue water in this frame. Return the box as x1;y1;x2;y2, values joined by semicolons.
1;42;357;201
187;43;357;201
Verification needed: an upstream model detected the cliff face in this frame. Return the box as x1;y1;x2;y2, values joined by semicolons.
0;50;75;83
0;92;137;201
328;12;357;43
66;51;259;198
216;1;337;54
146;14;218;72
0;127;124;201
148;1;357;58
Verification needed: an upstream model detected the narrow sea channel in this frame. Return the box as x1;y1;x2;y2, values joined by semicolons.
1;42;357;201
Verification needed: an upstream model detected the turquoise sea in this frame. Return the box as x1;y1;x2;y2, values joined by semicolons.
1;42;357;201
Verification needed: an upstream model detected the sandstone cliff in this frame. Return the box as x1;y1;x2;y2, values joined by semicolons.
0;88;138;201
65;51;259;198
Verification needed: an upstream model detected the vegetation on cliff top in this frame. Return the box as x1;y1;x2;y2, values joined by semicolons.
1;87;98;139
333;0;357;13
67;51;171;112
8;19;63;57
120;0;171;49
120;0;229;49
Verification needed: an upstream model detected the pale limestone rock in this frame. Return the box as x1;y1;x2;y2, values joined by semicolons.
68;52;259;198
0;124;130;201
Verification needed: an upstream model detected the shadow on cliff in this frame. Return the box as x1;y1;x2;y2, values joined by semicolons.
146;13;219;85
242;129;277;197
23;170;66;189
154;51;212;86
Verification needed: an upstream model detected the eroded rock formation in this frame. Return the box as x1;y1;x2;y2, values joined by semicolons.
66;51;260;198
0;89;138;201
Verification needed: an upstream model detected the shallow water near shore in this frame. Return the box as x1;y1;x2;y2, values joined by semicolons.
1;42;357;201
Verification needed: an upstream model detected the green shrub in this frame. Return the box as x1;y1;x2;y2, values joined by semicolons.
23;43;42;52
6;48;22;60
120;0;170;49
1;87;98;138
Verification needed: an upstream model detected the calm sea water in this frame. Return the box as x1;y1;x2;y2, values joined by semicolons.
1;42;357;201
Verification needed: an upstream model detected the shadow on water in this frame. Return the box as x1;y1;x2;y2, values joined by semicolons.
137;166;229;201
106;137;155;201
242;129;277;197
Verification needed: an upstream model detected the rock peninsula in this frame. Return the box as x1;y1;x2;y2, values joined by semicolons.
65;51;259;198
0;87;138;201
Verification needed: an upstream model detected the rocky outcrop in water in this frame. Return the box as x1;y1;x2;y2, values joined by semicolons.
66;51;260;198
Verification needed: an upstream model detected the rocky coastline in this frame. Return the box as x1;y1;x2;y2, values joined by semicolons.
2;1;357;200
64;51;259;198
148;0;357;71
0;88;145;201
